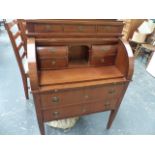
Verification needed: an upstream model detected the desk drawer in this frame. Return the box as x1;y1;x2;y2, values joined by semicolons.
43;99;117;122
43;104;91;122
40;88;84;108
83;84;124;102
40;83;124;109
34;24;63;32
90;45;117;66
98;25;123;33
37;46;68;59
38;58;68;70
64;25;96;32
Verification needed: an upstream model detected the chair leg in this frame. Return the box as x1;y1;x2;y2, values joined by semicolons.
21;75;29;99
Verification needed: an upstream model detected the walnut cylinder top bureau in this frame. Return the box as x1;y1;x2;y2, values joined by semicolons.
26;19;134;135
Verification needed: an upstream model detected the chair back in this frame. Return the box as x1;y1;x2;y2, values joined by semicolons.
5;20;27;76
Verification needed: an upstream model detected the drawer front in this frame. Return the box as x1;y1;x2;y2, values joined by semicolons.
98;25;123;33
34;24;63;32
43;98;117;122
43;104;91;122
90;55;116;66
37;46;68;59
92;99;117;113
64;25;96;32
40;88;84;108
91;45;117;57
90;45;117;66
39;58;68;70
83;84;124;102
41;83;124;109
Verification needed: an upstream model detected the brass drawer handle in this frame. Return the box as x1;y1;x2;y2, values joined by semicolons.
105;100;110;106
52;96;60;104
51;60;56;65
84;94;89;99
78;26;83;31
82;108;86;113
46;25;51;30
100;58;104;63
52;111;60;118
108;89;116;94
48;47;56;52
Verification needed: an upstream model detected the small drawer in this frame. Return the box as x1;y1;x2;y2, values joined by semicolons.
43;104;91;122
90;55;116;66
34;24;63;32
64;25;96;32
38;58;68;70
97;25;123;33
40;88;84;108
37;46;68;59
91;45;117;58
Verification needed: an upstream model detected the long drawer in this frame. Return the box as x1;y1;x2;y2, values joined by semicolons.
43;99;117;122
40;83;125;109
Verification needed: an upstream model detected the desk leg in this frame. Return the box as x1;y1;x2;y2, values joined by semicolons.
106;82;129;129
33;94;45;135
106;109;119;129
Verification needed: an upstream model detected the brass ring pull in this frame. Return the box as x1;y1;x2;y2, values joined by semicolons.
108;89;116;94
52;96;60;104
100;58;104;63
84;94;89;99
46;25;51;30
78;26;83;31
51;60;56;65
52;111;60;118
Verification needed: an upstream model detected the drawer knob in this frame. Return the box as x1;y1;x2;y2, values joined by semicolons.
51;60;56;65
52;96;60;104
52;111;60;118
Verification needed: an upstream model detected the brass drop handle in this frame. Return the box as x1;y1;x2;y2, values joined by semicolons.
78;26;83;31
108;89;116;94
46;25;51;30
48;47;56;52
100;58;104;63
52;111;60;118
82;108;86;113
52;96;60;104
84;94;89;99
51;60;56;65
105;100;110;106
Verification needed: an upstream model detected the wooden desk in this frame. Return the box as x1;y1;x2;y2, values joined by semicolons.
26;20;134;135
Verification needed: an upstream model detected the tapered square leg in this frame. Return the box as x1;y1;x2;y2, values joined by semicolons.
106;110;118;129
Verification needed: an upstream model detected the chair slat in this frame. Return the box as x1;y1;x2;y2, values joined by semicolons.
21;51;26;59
17;41;24;51
14;31;21;40
7;20;18;29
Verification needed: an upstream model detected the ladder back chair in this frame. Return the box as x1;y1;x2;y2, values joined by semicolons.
5;20;29;99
